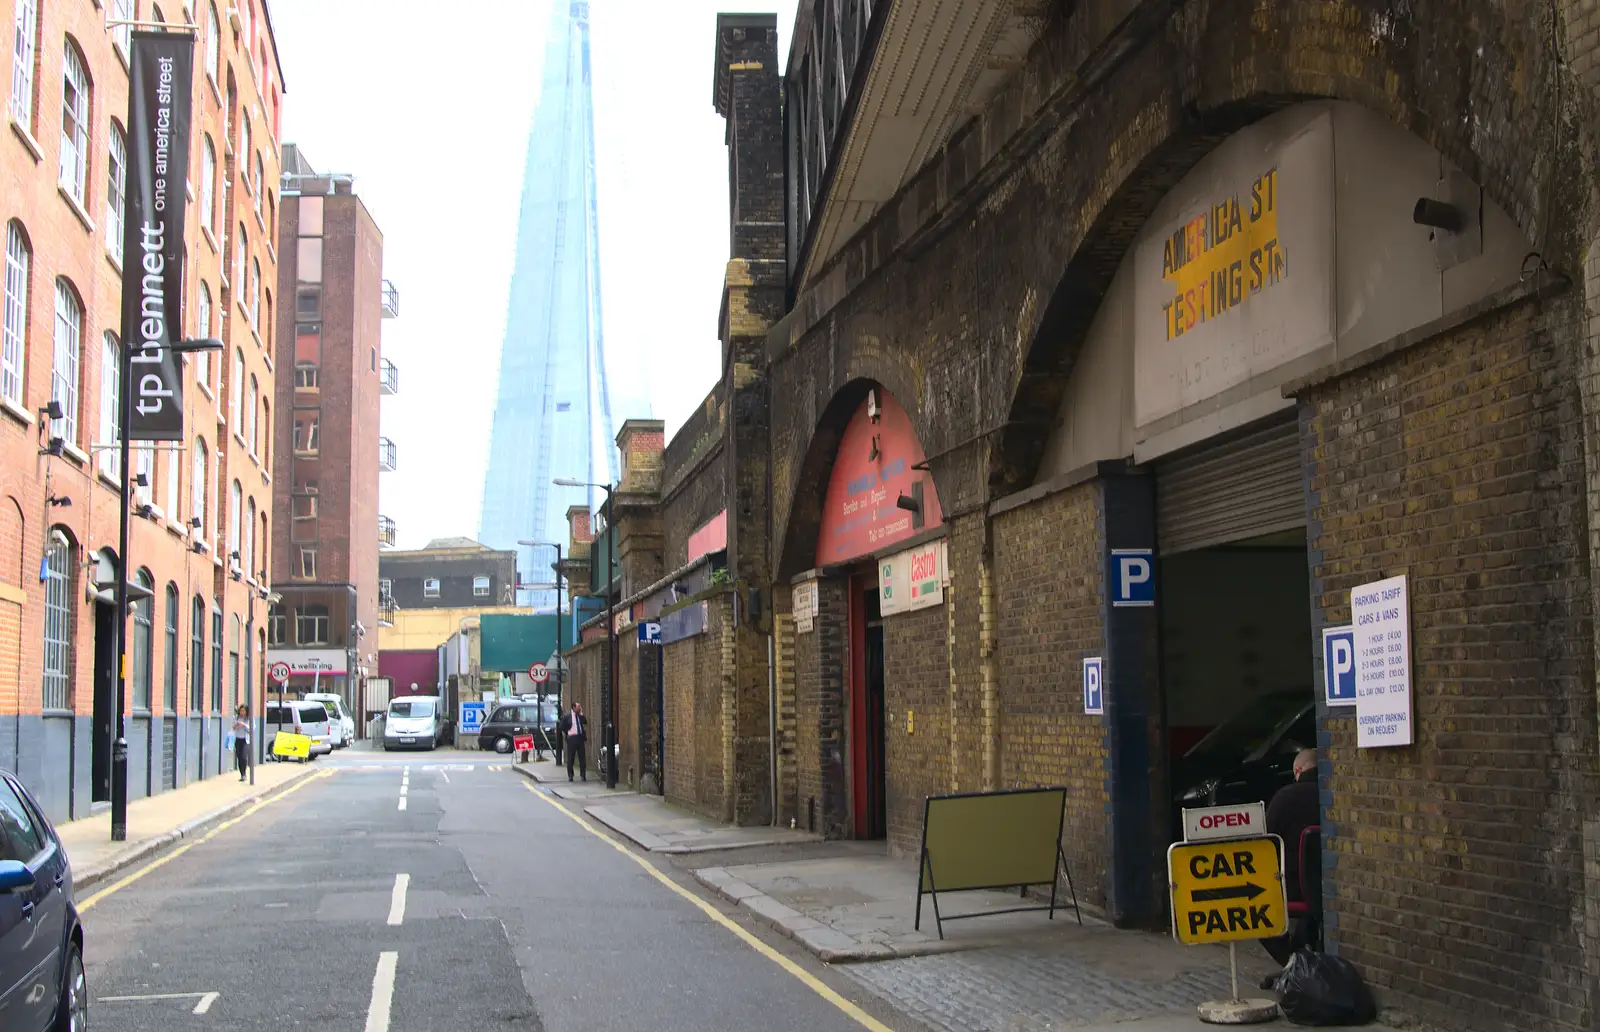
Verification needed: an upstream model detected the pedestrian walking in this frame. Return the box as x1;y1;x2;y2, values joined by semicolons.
230;705;251;782
559;701;587;781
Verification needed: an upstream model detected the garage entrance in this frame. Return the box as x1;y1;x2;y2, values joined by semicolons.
1155;418;1316;839
849;571;887;840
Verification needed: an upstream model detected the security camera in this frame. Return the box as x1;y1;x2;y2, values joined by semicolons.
1412;197;1464;232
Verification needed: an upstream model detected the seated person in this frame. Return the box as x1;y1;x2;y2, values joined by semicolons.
1262;747;1320;966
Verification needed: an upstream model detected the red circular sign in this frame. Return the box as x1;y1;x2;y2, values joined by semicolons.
528;662;549;683
269;662;291;684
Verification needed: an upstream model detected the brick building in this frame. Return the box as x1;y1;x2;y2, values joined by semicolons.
0;0;285;819
265;145;391;710
556;3;1600;1030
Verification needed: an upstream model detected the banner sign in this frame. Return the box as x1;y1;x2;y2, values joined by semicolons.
880;540;946;616
122;32;195;442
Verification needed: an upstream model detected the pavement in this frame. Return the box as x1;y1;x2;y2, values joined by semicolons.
56;755;320;892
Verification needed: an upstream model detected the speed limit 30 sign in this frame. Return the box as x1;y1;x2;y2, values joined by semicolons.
528;662;550;683
269;662;291;684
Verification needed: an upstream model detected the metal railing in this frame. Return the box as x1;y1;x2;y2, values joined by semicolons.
380;279;399;319
378;438;397;472
379;357;399;395
379;515;397;547
378;597;396;626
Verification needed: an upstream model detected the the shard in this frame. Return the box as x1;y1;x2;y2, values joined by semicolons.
480;0;617;609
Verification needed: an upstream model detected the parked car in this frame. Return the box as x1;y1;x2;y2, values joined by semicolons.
0;769;86;1032
383;697;444;751
478;699;560;756
264;701;336;759
1171;689;1316;816
304;692;355;748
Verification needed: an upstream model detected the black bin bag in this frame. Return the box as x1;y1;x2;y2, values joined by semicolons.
1273;949;1378;1026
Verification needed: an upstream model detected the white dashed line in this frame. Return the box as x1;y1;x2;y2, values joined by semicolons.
387;873;409;926
365;951;399;1032
397;797;407;811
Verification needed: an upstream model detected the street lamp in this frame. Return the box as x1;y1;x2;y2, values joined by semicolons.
552;477;617;788
109;336;222;842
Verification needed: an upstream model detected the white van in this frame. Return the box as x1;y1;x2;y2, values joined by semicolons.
264;700;336;758
382;696;443;751
304;692;355;748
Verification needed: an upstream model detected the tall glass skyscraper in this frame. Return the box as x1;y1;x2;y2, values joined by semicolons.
480;0;617;608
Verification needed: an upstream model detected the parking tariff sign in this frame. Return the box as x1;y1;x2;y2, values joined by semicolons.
1351;574;1413;747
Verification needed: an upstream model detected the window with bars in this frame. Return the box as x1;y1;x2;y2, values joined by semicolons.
132;570;153;710
228;615;239;713
52;280;81;444
59;44;89;203
210;604;222;711
3;223;30;408
43;532;72;710
191;595;205;711
164;586;179;711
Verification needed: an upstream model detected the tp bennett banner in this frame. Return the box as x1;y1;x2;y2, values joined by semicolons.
121;31;195;442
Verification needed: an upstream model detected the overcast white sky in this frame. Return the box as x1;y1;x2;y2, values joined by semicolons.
270;0;798;548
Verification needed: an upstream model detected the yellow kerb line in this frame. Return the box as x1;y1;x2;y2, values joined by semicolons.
79;769;336;913
520;781;894;1032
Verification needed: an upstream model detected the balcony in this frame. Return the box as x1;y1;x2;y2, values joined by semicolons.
379;515;397;548
378;596;396;627
378;437;397;472
380;279;399;319
379;357;399;395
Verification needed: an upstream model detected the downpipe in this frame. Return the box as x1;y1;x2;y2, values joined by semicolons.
768;631;778;828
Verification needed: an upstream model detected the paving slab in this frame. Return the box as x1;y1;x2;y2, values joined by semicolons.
580;794;821;854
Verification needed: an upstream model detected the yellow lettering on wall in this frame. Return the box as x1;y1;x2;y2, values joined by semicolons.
1160;168;1288;341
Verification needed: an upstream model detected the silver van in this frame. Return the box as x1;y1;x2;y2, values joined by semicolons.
382;696;443;751
264;700;335;758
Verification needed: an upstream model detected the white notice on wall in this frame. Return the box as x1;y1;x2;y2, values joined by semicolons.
793;581;818;634
1351;574;1413;747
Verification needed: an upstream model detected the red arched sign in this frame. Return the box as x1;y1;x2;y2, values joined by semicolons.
816;389;943;565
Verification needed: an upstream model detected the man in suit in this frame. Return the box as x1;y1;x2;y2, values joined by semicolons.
559;701;587;781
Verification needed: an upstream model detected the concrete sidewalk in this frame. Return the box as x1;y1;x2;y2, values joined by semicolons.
57;760;319;891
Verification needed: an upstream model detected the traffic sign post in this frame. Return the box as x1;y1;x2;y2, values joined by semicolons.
1170;809;1286;1024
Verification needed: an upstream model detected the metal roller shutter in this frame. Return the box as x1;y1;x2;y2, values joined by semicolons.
1155;418;1305;555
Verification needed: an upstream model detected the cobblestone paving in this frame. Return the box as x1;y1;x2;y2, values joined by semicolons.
847;940;1252;1031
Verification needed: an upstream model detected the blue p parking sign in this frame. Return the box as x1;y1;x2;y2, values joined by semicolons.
1111;549;1155;607
1083;657;1104;716
1322;625;1356;707
460;701;487;735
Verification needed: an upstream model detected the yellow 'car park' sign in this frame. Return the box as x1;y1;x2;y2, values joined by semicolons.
1168;836;1287;945
271;732;312;760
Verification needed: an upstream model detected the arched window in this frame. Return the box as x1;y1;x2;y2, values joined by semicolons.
228;479;241;563
240;116;251;189
164;584;179;711
98;332;119;477
246;375;259;453
42;529;73;710
191;436;209;541
2;223;29;408
210;601;223;711
260;510;269;575
105;122;126;252
111;0;133;57
58;41;89;203
296;603;329;646
201;135;216;233
205;5;220;83
261;398;270;466
249;258;260;332
11;0;39;130
263;289;273;353
243;496;255;576
230;347;244;432
52;279;81;443
191;595;205;711
253;152;264;216
195;281;212;386
132;569;153;710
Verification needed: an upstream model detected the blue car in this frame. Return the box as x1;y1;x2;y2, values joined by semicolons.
0;771;85;1031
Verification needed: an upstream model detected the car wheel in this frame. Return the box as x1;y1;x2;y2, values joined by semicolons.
493;736;513;754
54;939;87;1032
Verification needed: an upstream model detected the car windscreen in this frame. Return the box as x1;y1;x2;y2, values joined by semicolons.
540;701;560;725
389;699;434;719
1183;691;1309;763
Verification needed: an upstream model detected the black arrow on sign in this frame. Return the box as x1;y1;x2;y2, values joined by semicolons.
1192;882;1267;902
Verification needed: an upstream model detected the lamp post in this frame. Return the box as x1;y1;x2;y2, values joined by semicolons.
553;478;616;788
110;337;222;842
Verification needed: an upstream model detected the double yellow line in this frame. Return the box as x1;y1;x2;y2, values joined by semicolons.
521;782;895;1032
79;769;335;913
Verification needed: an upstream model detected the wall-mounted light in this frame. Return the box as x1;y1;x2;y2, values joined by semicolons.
46;495;71;508
136;503;155;519
869;434;881;462
1412;197;1463;232
867;389;881;424
192;541;206;555
38;401;63;421
895;494;921;514
39;437;65;458
189;516;202;529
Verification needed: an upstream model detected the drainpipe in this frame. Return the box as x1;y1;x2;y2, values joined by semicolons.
768;631;778;827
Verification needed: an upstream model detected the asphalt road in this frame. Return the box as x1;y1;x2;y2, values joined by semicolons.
77;749;921;1032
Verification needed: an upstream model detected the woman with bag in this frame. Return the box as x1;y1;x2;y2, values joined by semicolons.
230;705;251;781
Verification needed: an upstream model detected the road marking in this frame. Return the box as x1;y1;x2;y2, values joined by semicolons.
387;873;409;926
439;770;450;784
397;797;407;811
365;951;398;1032
99;990;220;1015
521;783;893;1032
80;770;335;913
400;783;408;796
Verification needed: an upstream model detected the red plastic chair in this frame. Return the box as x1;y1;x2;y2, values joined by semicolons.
1286;825;1322;950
